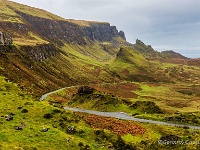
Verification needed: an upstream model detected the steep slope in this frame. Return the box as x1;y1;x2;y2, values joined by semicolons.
1;0;126;46
109;47;159;82
0;0;128;96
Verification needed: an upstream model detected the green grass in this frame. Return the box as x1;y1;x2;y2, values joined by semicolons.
1;76;200;149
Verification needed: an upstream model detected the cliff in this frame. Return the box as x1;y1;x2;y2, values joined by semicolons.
82;23;126;41
15;11;126;45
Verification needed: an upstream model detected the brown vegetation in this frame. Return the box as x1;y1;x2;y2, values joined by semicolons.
90;82;140;98
84;114;146;136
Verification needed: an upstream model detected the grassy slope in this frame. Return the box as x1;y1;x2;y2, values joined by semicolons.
0;1;49;45
0;76;68;149
1;76;200;150
0;1;200;149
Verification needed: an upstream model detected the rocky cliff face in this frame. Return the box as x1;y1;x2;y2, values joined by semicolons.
14;11;86;45
15;11;126;45
82;23;126;41
21;44;59;61
0;3;127;62
0;45;16;53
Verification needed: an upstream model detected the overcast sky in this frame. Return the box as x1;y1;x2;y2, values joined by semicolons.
11;0;200;58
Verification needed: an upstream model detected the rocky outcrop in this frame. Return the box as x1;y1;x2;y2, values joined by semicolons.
21;44;59;61
14;11;87;45
118;31;126;40
0;45;16;53
77;86;95;95
82;23;126;41
0;32;13;45
0;42;59;61
133;39;161;58
0;21;31;37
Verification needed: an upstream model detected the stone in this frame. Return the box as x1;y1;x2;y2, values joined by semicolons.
66;126;76;134
17;106;23;109
5;115;13;121
0;32;13;45
14;126;23;130
41;127;50;132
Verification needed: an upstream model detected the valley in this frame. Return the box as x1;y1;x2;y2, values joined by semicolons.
0;0;200;149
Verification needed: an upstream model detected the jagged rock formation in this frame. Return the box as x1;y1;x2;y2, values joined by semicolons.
0;32;13;45
82;23;126;41
133;39;161;58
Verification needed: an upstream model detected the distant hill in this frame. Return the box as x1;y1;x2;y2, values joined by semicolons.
161;50;188;59
133;39;189;60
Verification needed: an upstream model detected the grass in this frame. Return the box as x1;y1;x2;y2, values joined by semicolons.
0;1;200;148
7;1;65;21
1;76;200;149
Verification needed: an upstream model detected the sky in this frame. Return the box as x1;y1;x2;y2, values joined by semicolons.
11;0;200;58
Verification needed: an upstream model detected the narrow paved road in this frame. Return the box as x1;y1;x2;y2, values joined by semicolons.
40;86;78;101
39;81;130;101
40;84;200;130
64;107;200;130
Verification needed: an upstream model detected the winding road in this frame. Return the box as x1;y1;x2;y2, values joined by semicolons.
40;86;79;101
40;85;200;130
64;107;200;130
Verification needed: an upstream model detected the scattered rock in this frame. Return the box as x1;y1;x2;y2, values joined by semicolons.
66;126;76;134
66;138;70;143
41;127;50;132
5;115;13;121
14;123;26;130
14;126;23;130
17;106;23;109
10;112;15;116
21;109;28;113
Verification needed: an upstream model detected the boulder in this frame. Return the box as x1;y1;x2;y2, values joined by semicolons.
77;86;94;95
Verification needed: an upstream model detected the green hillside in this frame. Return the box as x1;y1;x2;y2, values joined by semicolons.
0;0;200;150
